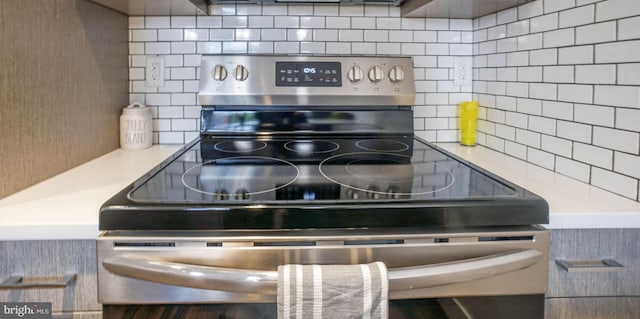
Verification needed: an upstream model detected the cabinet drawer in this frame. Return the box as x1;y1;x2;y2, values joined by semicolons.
547;229;640;297
546;297;640;319
0;240;99;312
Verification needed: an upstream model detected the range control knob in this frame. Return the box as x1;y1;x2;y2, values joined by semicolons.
389;66;405;83
212;65;227;81
347;65;364;83
215;189;229;201
234;64;249;81
368;65;384;82
235;189;250;200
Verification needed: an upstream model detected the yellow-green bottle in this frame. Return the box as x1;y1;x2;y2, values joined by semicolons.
459;101;478;146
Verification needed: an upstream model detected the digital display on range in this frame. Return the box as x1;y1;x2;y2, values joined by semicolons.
276;62;342;87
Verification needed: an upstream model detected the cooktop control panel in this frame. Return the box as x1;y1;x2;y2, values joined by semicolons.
199;55;416;107
275;61;342;87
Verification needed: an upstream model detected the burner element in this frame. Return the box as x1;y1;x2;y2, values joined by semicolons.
213;140;267;153
182;156;300;200
355;139;409;152
284;140;340;155
319;152;455;198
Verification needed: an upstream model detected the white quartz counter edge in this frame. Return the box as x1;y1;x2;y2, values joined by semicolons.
436;143;640;229
0;145;181;241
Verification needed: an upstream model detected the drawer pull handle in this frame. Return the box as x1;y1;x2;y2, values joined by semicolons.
556;259;625;273
0;273;76;289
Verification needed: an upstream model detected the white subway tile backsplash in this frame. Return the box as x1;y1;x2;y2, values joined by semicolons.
197;42;222;54
450;19;473;30
507;82;530;97
517;98;542;115
596;0;640;22
210;29;234;41
516;128;542;148
478;14;497;29
505;140;528;159
542;135;572;157
575;65;616;85
543;66;574;83
197;16;222;28
591;167;638;199
595;40;640;63
594;85;640;108
530;48;557;65
506;111;529;128
518;1;543;20
518;66;543;82
616;108;640;132
132;29;157;42
300;16;325;29
544;0;575;14
507;20;530;37
145;42;171;54
543;28;575;48
146;17;170;28
618;63;640;85
222;16;248;28
248;16;274;28
300;42;324;54
573;142;613;169
559;5;595;28
558;84;593;104
497;95;517;111
615;152;640;179
558;45;594;64
488;25;506;41
529;115;556;135
236;4;262;16
574;103;615;126
402;18;426;30
530;13;558;33
495;123;516;140
575;21;616;45
275;16;300;28
172;17;196;28
210;4;236;15
542;100;574;120
276;41;301;54
593;126;640;153
619;16;640;40
498;7;519;25
557;120;591;143
426;18;450;30
530;82;557;100
528;148;556;170
507;51;529;66
497;38;518;52
497;67;518;81
555;156;591;182
517;33;543;51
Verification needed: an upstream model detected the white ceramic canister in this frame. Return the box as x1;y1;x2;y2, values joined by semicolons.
120;102;152;150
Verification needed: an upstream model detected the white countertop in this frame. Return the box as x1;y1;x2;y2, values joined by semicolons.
0;145;181;241
436;143;640;229
1;143;639;241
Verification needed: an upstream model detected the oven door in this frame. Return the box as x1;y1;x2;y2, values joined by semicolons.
98;226;548;319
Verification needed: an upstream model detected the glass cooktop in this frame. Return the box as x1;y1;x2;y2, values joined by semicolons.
100;136;548;231
128;136;515;203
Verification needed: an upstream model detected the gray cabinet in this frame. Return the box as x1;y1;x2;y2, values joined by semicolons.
0;240;101;318
546;229;640;319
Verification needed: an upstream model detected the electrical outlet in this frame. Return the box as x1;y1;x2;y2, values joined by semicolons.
454;57;472;86
146;56;165;87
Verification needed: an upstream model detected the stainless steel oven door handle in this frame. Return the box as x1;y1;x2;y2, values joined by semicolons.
102;249;542;295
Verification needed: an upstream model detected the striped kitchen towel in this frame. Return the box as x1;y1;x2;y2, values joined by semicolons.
277;262;389;319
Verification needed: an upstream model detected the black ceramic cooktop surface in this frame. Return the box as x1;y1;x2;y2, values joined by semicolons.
99;136;549;231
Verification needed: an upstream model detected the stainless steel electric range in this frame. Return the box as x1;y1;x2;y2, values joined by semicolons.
98;55;549;319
